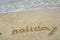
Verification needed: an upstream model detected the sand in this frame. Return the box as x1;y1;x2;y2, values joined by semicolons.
0;9;60;40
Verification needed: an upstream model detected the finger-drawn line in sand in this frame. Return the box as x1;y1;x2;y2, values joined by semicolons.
48;25;57;37
0;33;2;35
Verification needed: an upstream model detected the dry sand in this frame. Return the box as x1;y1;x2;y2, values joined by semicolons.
0;9;60;40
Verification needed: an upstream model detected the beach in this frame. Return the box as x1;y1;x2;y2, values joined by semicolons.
0;9;60;40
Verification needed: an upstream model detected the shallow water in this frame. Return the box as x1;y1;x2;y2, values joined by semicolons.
0;0;60;13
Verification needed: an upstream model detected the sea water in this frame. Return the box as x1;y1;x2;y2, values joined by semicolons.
0;0;60;13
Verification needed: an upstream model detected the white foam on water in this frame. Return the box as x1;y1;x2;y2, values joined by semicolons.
0;0;60;13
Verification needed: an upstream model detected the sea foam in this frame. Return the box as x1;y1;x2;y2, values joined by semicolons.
0;0;60;13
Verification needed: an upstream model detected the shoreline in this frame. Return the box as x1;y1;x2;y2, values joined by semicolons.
0;8;60;14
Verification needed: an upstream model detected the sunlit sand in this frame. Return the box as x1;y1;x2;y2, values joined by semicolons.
0;9;60;40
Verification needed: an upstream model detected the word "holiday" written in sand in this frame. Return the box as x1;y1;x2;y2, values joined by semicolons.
11;25;57;36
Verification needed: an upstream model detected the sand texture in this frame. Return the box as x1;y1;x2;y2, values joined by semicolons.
0;9;60;40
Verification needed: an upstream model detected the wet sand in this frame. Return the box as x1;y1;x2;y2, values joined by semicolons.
0;9;60;40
